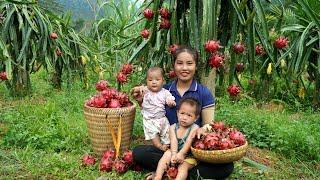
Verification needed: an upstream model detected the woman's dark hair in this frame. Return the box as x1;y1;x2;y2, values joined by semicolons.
177;97;201;116
173;45;199;65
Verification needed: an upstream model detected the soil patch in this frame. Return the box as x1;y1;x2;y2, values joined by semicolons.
0;122;9;139
245;146;278;167
257;102;285;112
0;96;46;109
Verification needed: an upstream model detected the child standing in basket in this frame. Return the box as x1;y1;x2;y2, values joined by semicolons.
154;97;200;180
141;67;176;152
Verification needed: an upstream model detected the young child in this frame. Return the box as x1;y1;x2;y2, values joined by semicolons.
154;97;200;180
141;67;176;152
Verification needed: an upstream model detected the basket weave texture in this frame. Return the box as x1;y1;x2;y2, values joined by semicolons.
191;141;248;164
83;103;136;156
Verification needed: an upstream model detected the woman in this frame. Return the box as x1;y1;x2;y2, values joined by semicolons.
131;46;234;179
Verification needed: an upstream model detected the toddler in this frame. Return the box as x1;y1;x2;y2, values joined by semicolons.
154;97;200;180
141;67;176;151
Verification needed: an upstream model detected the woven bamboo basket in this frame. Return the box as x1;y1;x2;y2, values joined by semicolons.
191;141;248;164
83;103;136;157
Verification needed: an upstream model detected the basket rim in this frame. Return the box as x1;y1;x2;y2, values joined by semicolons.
84;102;136;112
191;141;248;154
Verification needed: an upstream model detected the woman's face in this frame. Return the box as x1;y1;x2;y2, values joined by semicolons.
174;52;196;83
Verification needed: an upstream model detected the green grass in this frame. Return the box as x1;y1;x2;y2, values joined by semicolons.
216;96;320;162
0;72;319;179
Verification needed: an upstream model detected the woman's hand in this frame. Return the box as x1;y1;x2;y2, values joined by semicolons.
130;85;145;105
195;127;207;139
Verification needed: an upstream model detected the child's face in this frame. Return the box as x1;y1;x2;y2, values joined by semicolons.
146;70;164;92
177;103;199;127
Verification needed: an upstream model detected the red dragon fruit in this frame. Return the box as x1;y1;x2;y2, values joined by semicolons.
274;36;289;49
109;88;118;98
192;121;247;150
0;71;8;81
113;159;128;174
100;158;113;172
233;42;245;54
255;44;264;55
100;89;113;101
117;92;129;106
168;44;179;55
82;154;96;166
126;102;133;107
159;7;170;19
102;149;116;161
108;99;121;108
160;19;171;29
235;63;244;73
143;8;154;20
167;70;176;79
122;150;134;166
50;32;58;40
95;80;109;91
167;166;178;179
193;140;206;150
227;85;241;97
205;40;220;53
120;64;134;75
212;121;226;131
116;72;127;84
208;54;224;68
93;95;106;108
204;133;220;150
86;97;95;107
218;138;234;150
229;130;246;146
140;29;150;39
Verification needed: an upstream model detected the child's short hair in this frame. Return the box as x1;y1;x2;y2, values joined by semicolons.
177;97;201;116
146;67;163;77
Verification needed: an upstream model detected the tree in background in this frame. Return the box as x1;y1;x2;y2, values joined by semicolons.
0;0;86;96
39;0;64;14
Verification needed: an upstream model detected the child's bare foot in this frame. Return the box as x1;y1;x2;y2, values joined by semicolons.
144;172;155;180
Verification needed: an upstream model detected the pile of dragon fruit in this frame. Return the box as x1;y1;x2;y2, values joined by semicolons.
82;149;142;173
85;64;134;108
192;121;246;150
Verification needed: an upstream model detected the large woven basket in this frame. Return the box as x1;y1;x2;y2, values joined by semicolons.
83;103;136;157
191;141;248;164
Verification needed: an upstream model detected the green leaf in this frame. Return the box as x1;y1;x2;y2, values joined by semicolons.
296;22;315;65
253;0;269;41
16;27;32;64
281;24;305;33
306;36;318;46
231;0;245;25
128;40;148;63
189;0;200;50
247;21;255;76
298;0;320;29
5;59;12;80
255;26;274;62
2;5;15;41
21;7;39;33
4;0;37;5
